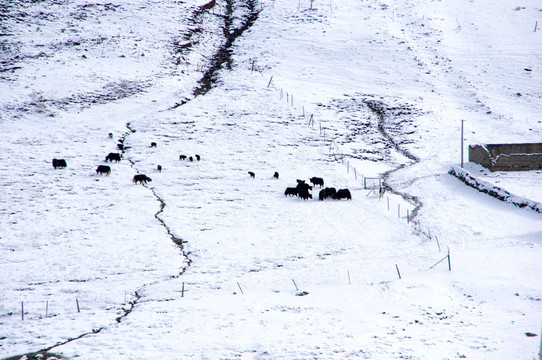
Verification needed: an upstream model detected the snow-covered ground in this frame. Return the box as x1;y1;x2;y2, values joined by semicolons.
1;0;541;359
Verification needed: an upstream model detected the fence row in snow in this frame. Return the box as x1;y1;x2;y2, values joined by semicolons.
263;71;440;246
11;254;453;322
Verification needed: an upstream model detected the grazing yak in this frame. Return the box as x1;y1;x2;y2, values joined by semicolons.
52;158;67;169
284;187;298;197
310;177;324;187
157;165;162;172
319;187;337;201
133;174;152;184
248;171;255;178
96;165;111;175
195;154;201;161
273;172;279;179
296;181;312;192
333;188;352;200
319;189;327;201
151;142;157;147
325;187;337;198
105;152;122;162
179;155;187;160
298;189;312;200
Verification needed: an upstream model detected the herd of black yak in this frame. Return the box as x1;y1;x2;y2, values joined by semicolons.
52;134;351;201
249;171;351;201
51;135;199;185
283;177;352;201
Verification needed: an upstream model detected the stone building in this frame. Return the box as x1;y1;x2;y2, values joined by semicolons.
468;143;542;172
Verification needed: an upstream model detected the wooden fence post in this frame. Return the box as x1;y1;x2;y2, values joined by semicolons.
447;247;452;271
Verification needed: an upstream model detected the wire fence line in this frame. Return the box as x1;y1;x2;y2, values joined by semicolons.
261;70;442;247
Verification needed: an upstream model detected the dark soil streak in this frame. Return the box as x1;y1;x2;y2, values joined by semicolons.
31;327;104;359
170;0;260;108
363;99;423;220
187;0;260;100
149;186;192;270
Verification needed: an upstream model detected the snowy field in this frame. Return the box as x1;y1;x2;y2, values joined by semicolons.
1;0;541;359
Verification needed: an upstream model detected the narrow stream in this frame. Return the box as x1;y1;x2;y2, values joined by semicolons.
363;99;423;220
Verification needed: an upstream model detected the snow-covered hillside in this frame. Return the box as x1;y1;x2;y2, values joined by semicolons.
1;0;541;359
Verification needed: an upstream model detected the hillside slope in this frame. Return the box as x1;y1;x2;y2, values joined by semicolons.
1;0;541;359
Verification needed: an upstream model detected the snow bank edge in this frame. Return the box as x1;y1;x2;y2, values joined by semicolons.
448;165;542;214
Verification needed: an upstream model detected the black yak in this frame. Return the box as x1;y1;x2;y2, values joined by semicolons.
296;182;312;191
133;174;152;184
319;187;336;201
52;159;67;169
105;153;122;162
96;165;111;175
325;187;336;198
319;189;326;201
284;187;298;197
333;188;352;200
310;177;324;187
298;189;312;200
248;171;255;178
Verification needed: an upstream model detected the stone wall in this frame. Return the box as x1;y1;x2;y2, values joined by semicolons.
468;143;542;171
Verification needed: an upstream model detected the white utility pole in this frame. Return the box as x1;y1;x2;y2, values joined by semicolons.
461;120;465;168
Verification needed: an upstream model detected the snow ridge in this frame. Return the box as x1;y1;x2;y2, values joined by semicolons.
449;165;542;214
